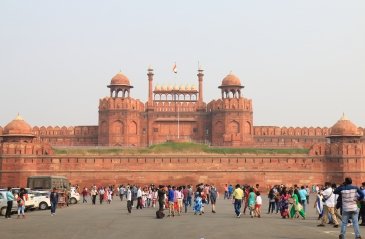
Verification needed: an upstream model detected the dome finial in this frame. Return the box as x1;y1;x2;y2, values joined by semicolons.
340;113;348;121
15;113;23;121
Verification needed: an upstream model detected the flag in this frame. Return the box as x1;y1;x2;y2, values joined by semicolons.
172;63;177;74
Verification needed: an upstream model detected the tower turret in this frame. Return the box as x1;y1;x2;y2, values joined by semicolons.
218;73;244;99
107;71;133;98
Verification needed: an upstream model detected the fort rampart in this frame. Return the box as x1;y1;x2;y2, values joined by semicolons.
1;152;365;190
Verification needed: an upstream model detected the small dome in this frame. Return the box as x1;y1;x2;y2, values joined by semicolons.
330;114;361;137
179;85;184;90
3;115;34;137
221;73;241;86
162;85;167;91
185;84;189;90
173;85;179;90
191;85;197;90
110;72;130;86
167;85;172;91
155;85;161;91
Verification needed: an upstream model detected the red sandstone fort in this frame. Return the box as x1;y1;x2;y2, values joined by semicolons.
1;68;364;189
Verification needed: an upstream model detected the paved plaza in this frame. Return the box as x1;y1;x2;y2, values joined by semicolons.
1;195;364;239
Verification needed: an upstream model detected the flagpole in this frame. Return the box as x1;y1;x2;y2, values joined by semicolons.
175;62;179;139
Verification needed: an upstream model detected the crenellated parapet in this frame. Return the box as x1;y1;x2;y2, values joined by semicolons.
33;126;98;136
207;98;252;111
32;126;98;146
254;126;330;137
99;97;145;111
0;141;53;155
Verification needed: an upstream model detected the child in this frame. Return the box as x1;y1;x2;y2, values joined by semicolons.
255;191;262;218
17;194;25;219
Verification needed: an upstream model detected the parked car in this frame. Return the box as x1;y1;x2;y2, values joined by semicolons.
0;191;18;216
32;190;51;210
69;187;80;204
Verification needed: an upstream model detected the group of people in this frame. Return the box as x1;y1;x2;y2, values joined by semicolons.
121;183;218;217
313;178;364;239
265;178;364;239
3;187;26;219
6;178;365;239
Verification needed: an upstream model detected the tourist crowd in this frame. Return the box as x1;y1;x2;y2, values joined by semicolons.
4;177;365;239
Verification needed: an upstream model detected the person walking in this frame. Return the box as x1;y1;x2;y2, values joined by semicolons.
5;187;14;219
50;187;59;216
232;184;244;218
136;186;143;209
255;191;262;218
98;187;105;204
91;186;97;205
210;185;218;213
317;182;339;228
126;186;132;214
298;186;308;212
248;187;256;218
268;187;276;214
82;187;88;203
157;185;166;212
334;177;364;239
359;182;365;226
167;186;175;217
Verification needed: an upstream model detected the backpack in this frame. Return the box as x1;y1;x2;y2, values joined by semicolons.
156;210;165;219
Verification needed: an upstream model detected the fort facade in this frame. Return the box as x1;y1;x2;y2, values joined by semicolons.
1;68;364;189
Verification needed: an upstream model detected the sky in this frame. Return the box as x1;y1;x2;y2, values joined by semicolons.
0;0;364;128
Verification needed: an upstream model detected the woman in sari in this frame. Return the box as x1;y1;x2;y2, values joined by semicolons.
280;187;290;219
290;189;305;219
194;187;203;215
313;191;323;220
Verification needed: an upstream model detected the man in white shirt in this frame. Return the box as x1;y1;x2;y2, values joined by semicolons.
126;186;132;213
318;182;339;228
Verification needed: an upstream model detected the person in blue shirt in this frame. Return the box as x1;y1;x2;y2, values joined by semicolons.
228;185;233;199
298;186;308;212
167;186;175;217
5;187;14;219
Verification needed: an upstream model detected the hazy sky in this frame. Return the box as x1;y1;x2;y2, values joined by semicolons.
0;1;364;128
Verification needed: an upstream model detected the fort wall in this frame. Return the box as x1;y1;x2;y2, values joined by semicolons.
1;153;365;190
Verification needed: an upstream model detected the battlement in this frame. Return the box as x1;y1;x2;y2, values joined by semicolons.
99;97;145;111
33;126;98;136
31;126;98;146
254;126;330;137
0;141;53;155
207;98;252;111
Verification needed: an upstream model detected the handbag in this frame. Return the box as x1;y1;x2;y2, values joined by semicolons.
322;189;333;203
